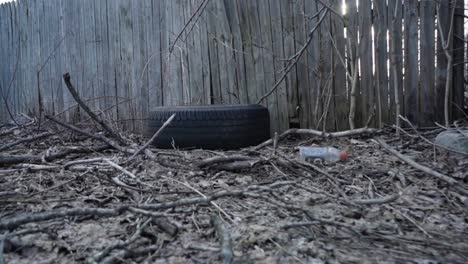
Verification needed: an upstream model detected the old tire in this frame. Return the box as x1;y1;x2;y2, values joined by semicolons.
145;104;270;150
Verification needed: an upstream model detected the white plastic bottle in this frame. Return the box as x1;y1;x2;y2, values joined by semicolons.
299;146;347;163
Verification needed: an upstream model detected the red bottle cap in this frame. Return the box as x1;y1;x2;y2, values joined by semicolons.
340;151;347;161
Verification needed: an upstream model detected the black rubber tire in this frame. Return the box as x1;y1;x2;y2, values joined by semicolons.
145;104;270;150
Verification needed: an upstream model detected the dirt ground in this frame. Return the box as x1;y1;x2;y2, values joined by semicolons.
1;120;467;263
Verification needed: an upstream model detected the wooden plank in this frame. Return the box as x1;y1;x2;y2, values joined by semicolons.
225;0;248;104
60;0;73;121
93;0;105;115
257;0;278;133
420;0;435;126
50;0;64;116
320;2;334;132
180;0;191;105
374;0;389;127
81;0;98;113
198;1;211;104
345;0;361;128
107;0;121;121
63;0;83;122
388;0;403;127
38;0;51;114
404;0;419;125
17;0;27;114
293;0;311;130
140;0;152;116
206;0;221;104
331;0;348;130
118;0;134;127
250;1;267;108
358;0;373;127
213;0;236;104
147;0;163;108
280;0;298;125
452;0;465;119
0;4;5;120
186;0;205;104
159;0;169;107
164;0;183;106
269;0;289;132
236;0;255;104
131;0;147;127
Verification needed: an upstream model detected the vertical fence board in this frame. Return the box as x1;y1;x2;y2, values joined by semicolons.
452;0;465;119
198;1;211;104
388;0;403;125
281;0;298;125
186;0;202;104
420;0;435;126
404;0;419;125
237;1;256;104
82;0;97;114
269;0;289;132
0;5;5;120
374;0;388;127
358;0;373;127
131;0;146;126
331;0;348;130
293;0;311;129
225;0;248;104
179;1;191;105
118;0;134;128
345;0;360;128
249;1;267;106
307;0;322;129
159;0;169;106
147;0;163;108
94;0;105;114
206;0;221;104
214;0;235;104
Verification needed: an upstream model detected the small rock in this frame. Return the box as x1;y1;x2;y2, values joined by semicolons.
434;130;468;153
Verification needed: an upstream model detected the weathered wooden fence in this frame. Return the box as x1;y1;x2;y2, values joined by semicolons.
0;0;465;133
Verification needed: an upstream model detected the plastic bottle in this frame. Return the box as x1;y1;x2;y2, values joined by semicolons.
299;146;347;163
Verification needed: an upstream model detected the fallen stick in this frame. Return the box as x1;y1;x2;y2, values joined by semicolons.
211;160;260;171
399;115;468;156
253;127;378;150
0;119;35;137
0;131;55;152
198;155;253;168
352;193;401;205
93;218;152;262
0;207;129;230
211;214;233;264
376;138;468;194
62;73;125;144
0;145;109;166
127;113;176;161
45;115;135;154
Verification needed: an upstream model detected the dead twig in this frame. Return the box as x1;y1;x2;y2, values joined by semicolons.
253;127;378;150
376;138;468;195
0;131;55;152
45;115;135;154
62;73;125;144
352;193;401;205
0;207;129;230
128;113;176;161
211;214;233;264
198;155;254;168
0;145;109;166
93;218;152;262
